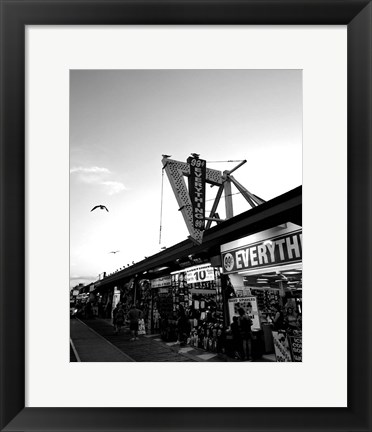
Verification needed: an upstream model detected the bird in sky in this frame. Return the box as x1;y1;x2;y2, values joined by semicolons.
91;205;109;212
109;250;120;254
162;154;172;158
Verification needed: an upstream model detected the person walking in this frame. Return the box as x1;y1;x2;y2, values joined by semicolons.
113;303;125;334
177;305;190;346
272;304;285;331
127;304;142;341
231;316;243;360
238;308;253;361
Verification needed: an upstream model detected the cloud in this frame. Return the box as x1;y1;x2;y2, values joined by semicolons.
101;181;126;195
70;166;110;174
70;275;96;281
70;165;126;195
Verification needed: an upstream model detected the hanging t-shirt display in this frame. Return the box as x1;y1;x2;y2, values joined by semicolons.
171;272;189;312
165;266;225;352
170;266;224;324
250;288;280;315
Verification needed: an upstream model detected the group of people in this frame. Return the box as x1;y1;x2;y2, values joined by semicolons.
271;304;301;331
112;303;143;341
174;305;254;359
230;308;253;361
73;300;114;319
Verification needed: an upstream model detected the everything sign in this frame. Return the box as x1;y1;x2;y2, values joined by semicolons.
187;156;206;233
221;230;302;274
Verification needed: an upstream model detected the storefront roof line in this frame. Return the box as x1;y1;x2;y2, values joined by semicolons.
93;186;302;290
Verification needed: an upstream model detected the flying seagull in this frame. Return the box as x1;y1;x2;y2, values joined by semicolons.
109;250;120;254
91;205;109;212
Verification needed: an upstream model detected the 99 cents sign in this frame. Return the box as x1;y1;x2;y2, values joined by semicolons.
187;156;206;232
186;266;214;284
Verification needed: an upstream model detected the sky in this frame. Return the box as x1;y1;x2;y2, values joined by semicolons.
70;69;302;289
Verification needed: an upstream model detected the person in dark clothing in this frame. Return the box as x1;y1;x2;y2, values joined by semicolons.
113;303;125;334
127;304;142;340
238;308;253;361
272;304;285;330
231;316;243;360
177;305;190;346
105;302;112;319
85;301;93;319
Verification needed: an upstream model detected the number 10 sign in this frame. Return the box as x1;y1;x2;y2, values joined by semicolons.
186;265;215;284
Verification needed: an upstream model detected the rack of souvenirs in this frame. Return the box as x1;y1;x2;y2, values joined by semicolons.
157;267;225;348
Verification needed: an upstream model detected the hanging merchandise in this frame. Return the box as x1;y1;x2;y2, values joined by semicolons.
159;265;227;353
138;318;146;335
149;276;173;337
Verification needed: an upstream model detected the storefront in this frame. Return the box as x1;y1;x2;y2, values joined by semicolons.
83;187;302;360
220;222;302;362
148;276;172;335
151;264;225;351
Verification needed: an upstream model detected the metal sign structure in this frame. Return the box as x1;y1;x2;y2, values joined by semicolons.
162;156;222;243
161;155;266;244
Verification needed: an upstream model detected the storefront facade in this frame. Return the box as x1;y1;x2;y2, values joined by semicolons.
220;222;302;362
85;186;302;361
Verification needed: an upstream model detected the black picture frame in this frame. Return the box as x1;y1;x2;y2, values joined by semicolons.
1;1;371;431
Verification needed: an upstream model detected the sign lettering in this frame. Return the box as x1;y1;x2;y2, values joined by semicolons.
221;230;302;273
151;276;172;288
289;334;302;362
186;265;214;284
187;156;206;233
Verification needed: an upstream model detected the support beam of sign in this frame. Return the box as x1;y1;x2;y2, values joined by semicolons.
222;160;247;220
205;184;224;230
226;159;247;175
228;174;265;207
223;175;234;219
205;217;224;222
252;193;266;205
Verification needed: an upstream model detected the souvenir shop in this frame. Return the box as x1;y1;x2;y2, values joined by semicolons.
220;222;302;362
85;186;302;361
148;264;225;349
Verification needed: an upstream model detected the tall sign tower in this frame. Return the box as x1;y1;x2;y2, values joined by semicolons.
162;154;264;244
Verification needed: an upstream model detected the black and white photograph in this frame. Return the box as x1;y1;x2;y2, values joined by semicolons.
69;69;302;363
2;0;372;429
